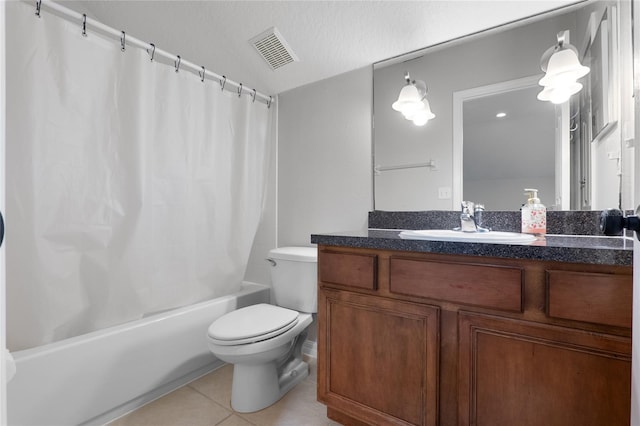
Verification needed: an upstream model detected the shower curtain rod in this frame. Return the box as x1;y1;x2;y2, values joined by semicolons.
29;0;275;107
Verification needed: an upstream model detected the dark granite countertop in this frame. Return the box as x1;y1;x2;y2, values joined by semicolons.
310;229;634;266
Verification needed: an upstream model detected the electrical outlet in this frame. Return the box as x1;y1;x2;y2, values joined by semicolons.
438;187;451;199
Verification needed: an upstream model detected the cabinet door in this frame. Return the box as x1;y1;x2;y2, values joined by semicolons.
458;312;631;426
318;289;439;426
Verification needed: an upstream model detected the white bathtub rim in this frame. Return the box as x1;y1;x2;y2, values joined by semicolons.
10;281;269;360
8;280;271;426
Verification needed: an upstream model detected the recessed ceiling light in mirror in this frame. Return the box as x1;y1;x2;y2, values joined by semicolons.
496;112;507;118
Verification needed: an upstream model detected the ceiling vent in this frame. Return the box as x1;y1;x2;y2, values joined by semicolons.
250;27;299;70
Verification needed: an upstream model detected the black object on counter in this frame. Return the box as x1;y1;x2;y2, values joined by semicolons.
600;208;640;240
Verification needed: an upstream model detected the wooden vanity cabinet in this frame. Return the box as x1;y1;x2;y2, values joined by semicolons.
458;312;631;426
319;289;439;426
316;246;632;426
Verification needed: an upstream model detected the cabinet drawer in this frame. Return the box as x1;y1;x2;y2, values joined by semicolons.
390;257;523;312
319;251;377;290
547;270;632;328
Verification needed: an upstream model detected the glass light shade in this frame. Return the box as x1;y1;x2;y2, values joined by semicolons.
392;84;423;113
539;70;582;89
537;81;582;104
539;48;589;87
411;100;435;125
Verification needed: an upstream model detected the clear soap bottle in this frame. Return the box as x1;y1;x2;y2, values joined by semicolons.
521;188;546;235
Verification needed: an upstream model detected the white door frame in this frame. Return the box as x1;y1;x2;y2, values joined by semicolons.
631;2;640;424
1;1;7;424
451;74;569;210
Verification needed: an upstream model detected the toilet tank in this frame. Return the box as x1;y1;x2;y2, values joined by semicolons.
268;247;317;313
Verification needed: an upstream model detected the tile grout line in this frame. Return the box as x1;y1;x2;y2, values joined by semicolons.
187;377;260;426
215;412;258;426
187;383;242;422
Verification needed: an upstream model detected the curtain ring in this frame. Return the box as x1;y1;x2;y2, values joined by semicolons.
237;83;243;97
147;43;156;62
175;55;181;73
82;14;87;37
251;89;257;103
120;31;126;52
570;121;578;132
35;0;42;17
267;96;272;109
220;76;226;91
199;66;206;83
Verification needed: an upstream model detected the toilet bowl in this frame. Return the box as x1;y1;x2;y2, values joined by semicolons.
207;247;317;413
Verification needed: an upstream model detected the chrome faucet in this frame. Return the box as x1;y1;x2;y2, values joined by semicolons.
458;201;490;233
474;203;486;230
460;201;476;232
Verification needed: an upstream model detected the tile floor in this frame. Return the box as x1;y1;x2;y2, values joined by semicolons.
108;357;341;426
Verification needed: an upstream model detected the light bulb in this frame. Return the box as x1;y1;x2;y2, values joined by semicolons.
412;113;430;126
537;82;582;104
410;100;435;125
539;69;581;88
549;87;572;104
402;110;415;120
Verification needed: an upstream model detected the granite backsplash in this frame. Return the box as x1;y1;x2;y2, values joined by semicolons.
368;210;628;236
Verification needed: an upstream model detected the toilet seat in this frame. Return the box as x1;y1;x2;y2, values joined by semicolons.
208;304;299;346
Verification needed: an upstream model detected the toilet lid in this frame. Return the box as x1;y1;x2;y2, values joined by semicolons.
208;304;299;345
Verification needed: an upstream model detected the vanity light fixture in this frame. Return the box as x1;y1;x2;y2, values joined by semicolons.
391;71;435;126
537;30;589;104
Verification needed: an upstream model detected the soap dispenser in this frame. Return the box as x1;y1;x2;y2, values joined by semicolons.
521;188;546;235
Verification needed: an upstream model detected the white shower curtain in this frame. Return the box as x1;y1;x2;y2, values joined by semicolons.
5;2;272;350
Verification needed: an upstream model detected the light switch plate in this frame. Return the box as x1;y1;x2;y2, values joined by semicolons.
438;187;452;199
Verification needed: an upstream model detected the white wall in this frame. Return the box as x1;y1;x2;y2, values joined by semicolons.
242;66;372;294
277;67;373;247
242;67;372;345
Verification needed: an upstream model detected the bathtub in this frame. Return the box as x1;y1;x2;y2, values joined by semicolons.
7;282;270;426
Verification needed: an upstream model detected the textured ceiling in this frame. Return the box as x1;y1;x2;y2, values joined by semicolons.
58;0;580;96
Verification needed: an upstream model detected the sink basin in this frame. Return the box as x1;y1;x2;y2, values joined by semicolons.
399;229;537;244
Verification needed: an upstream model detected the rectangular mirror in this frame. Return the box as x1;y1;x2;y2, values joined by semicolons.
373;0;634;211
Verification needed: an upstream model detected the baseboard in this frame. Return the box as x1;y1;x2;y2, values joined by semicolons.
303;339;317;359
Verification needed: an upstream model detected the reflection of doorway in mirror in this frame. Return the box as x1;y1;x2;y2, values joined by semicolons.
453;76;560;211
570;78;592;210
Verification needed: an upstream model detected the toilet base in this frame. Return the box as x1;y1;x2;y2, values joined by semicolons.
230;331;310;413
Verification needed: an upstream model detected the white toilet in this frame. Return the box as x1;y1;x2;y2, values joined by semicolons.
207;246;317;413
